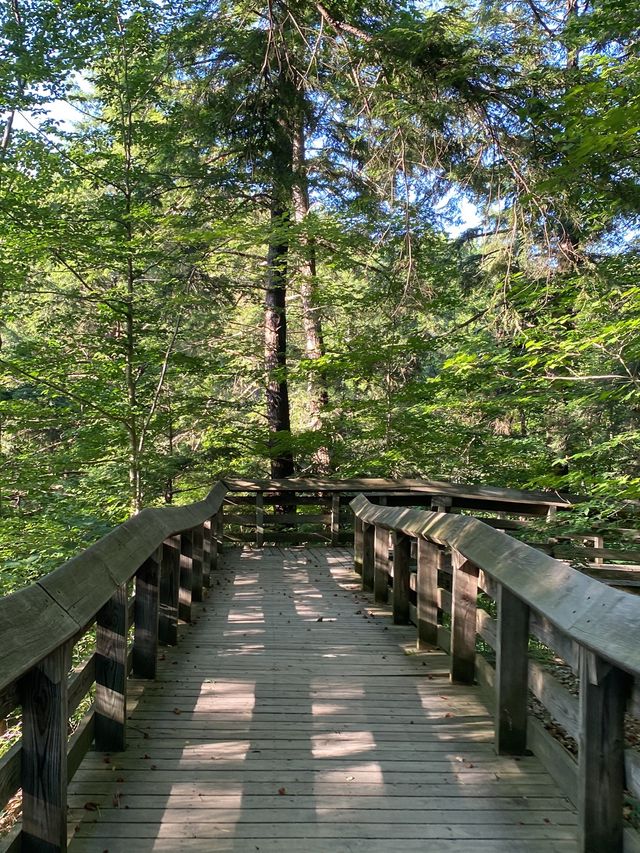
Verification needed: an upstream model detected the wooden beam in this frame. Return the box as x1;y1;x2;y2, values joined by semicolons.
577;649;627;852
417;538;439;646
330;494;340;546
20;644;70;853
95;584;128;752
179;530;193;623
362;523;374;593
495;584;529;754
392;531;411;624
353;516;364;576
133;549;161;679
374;525;389;604
450;550;478;685
202;519;212;588
255;492;264;548
191;526;204;603
159;535;180;646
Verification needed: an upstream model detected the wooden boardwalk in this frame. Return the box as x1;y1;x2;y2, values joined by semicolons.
67;546;578;853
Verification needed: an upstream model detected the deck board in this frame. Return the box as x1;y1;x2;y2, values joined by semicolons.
67;546;578;852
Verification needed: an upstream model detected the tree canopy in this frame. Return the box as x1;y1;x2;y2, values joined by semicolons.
1;0;639;586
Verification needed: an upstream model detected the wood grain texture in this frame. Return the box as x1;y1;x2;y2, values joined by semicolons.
21;644;70;853
350;495;640;679
95;585;128;753
65;546;577;853
417;539;439;646
179;531;193;623
495;585;529;755
133;551;161;679
374;526;389;604
392;531;411;625
362;523;375;592
450;551;478;685
159;535;180;646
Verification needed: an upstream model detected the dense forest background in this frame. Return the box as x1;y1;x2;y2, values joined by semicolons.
1;0;639;587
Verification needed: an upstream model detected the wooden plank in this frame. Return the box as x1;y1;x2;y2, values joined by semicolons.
528;661;579;740
374;526;389;604
192;526;204;603
133;550;161;679
159;535;180;646
202;519;212;588
179;530;193;622
350;495;640;679
354;516;364;576
67;711;95;780
577;650;627;852
0;742;20;813
330;494;340;546
95;584;128;752
255;492;264;548
417;539;439;646
450;551;478;684
362;523;375;592
392;531;411;624
20;643;70;853
68;653;96;716
495;584;529;754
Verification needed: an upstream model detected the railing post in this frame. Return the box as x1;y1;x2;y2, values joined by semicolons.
95;583;128;751
216;504;224;553
203;519;212;588
450;550;478;684
374;525;389;604
133;547;161;679
256;491;264;548
192;525;204;603
362;522;374;592
417;538;439;646
159;534;180;645
353;516;364;575
179;529;193;622
210;515;219;571
20;643;70;853
577;649;627;853
330;494;340;546
392;531;411;624
495;584;529;754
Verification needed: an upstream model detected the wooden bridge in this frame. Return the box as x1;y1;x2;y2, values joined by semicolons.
1;479;640;853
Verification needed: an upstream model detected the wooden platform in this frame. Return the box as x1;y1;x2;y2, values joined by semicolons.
67;546;578;853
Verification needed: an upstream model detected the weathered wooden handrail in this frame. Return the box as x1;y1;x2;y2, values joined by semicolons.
222;477;580;547
350;494;640;853
0;482;227;853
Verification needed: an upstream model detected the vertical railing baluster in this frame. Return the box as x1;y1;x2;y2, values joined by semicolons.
133;547;162;679
577;649;626;853
21;643;70;853
450;550;478;684
374;525;389;604
331;494;340;546
203;519;212;588
192;526;204;603
495;584;529;754
95;583;128;751
159;534;180;645
179;529;193;623
354;516;364;575
417;538;439;646
362;522;375;592
256;491;264;548
392;531;411;624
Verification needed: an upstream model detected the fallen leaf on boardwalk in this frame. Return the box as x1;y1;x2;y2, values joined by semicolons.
83;802;99;811
143;754;151;759
316;616;324;622
278;788;286;795
173;708;182;715
444;713;454;718
102;756;111;764
346;776;355;781
116;777;125;783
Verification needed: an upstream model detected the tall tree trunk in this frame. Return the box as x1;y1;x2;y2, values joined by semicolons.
292;118;331;471
265;194;294;478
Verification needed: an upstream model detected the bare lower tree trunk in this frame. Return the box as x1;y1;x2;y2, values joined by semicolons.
265;195;294;479
292;119;330;471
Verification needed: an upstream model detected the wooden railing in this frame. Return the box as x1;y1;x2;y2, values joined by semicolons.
223;477;577;545
0;483;227;853
350;494;640;853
